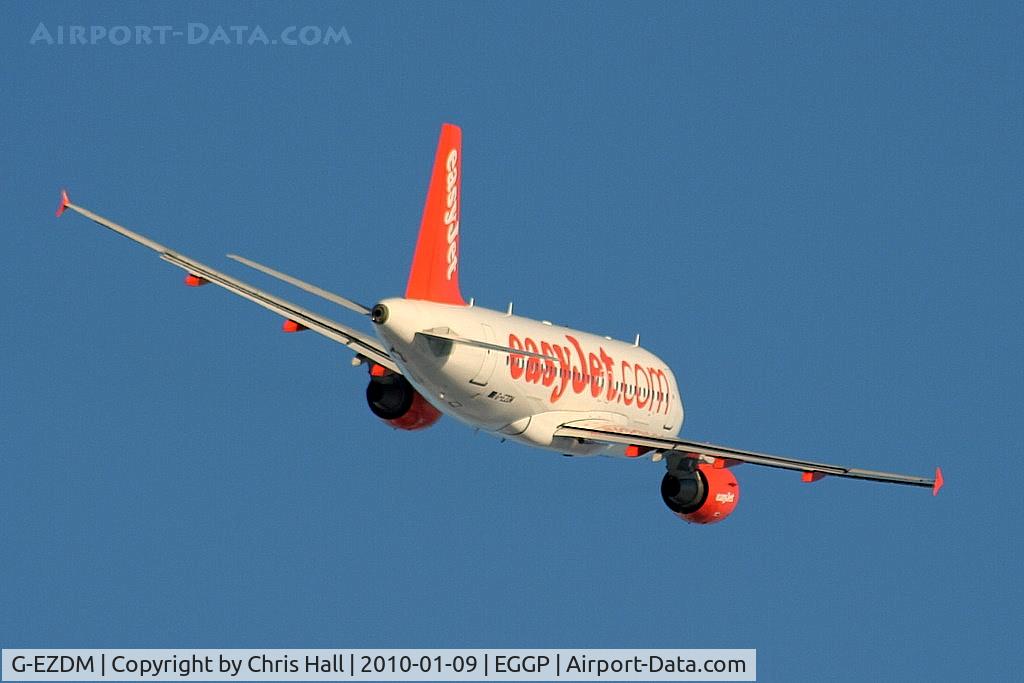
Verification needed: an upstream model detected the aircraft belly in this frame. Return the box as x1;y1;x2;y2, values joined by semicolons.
389;339;530;432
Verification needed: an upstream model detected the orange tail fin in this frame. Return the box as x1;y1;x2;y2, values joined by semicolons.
405;123;465;305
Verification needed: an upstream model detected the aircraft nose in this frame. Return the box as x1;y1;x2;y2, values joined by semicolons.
370;303;389;325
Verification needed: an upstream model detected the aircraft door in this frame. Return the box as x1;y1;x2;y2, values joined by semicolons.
468;323;497;386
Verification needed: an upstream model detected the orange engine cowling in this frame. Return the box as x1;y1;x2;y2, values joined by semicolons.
365;372;442;431
661;462;740;524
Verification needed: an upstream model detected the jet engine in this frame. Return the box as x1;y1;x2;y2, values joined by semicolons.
365;371;442;431
661;461;739;524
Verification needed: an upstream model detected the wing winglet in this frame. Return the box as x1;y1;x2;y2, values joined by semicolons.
55;189;70;217
933;467;944;496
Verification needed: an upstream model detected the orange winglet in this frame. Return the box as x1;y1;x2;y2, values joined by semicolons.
801;471;825;483
933;467;944;496
282;319;306;333
55;189;70;217
184;274;208;287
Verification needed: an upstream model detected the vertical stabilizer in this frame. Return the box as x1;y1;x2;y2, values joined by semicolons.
405;123;465;305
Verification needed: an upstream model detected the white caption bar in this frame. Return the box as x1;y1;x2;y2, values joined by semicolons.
2;649;755;681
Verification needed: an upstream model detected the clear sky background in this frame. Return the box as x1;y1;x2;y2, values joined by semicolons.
2;2;1022;681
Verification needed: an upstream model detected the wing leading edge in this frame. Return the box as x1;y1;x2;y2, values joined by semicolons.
555;421;943;495
55;190;398;373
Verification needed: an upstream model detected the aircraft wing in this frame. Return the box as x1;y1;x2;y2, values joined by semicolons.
554;421;943;495
55;191;399;373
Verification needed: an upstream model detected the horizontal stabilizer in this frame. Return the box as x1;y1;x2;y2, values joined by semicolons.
227;253;370;315
416;329;557;360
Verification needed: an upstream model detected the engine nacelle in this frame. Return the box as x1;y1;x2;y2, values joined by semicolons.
661;462;739;524
366;373;442;431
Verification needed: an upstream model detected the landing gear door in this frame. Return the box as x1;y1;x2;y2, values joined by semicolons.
469;323;497;386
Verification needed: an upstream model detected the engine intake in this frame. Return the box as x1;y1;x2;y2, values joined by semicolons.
661;462;739;524
366;372;441;431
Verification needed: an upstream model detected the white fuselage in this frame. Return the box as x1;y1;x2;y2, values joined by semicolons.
372;298;685;456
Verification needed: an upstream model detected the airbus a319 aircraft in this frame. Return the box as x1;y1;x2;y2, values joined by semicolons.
55;123;942;524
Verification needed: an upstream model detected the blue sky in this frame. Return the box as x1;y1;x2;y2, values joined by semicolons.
2;2;1022;680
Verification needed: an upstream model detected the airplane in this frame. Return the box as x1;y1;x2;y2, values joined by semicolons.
54;123;942;524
